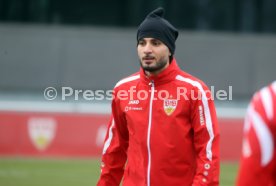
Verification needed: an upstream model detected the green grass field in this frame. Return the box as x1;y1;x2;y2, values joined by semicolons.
0;158;238;186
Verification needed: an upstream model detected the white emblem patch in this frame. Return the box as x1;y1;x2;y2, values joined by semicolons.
164;99;178;116
28;117;56;151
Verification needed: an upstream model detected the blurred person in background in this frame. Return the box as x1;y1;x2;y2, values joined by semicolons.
97;7;220;186
236;81;276;186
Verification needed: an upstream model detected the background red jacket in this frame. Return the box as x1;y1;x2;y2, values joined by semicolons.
97;59;220;186
236;81;276;186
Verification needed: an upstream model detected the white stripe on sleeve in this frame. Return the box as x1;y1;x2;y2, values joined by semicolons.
260;87;273;120
176;75;214;161
102;119;115;155
115;75;140;88
272;81;276;94
250;108;274;166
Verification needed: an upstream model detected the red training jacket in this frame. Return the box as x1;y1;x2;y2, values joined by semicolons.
97;59;220;186
236;81;276;186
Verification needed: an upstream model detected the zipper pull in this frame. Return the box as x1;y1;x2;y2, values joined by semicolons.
149;80;154;87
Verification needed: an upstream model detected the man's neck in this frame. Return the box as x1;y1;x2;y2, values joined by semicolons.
145;62;169;76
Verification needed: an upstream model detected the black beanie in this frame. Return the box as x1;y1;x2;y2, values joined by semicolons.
137;7;179;55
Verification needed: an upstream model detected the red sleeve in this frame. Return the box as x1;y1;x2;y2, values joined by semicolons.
236;91;275;186
191;85;220;186
97;90;129;186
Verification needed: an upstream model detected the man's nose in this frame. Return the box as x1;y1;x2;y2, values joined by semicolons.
143;44;153;54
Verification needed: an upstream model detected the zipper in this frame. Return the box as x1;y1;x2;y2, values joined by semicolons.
147;80;154;186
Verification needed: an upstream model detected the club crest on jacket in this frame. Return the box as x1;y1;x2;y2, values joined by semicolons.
163;99;178;116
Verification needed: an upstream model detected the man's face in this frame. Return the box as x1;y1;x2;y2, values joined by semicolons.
137;38;171;74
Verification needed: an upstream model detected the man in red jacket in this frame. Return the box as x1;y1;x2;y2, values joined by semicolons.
236;81;276;186
97;7;220;186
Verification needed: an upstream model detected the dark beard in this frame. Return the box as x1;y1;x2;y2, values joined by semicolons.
140;58;167;72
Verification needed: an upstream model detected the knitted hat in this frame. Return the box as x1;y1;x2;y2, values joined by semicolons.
137;7;179;54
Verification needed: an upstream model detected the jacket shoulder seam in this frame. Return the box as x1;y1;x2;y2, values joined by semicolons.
175;74;204;88
115;74;140;88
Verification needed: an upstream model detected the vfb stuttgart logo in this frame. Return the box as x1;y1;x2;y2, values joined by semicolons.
28;117;57;151
163;99;178;116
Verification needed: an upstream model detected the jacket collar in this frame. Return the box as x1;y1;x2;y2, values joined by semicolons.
139;58;179;86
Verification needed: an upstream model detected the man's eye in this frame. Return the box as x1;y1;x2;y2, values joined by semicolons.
152;41;161;46
138;41;145;45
